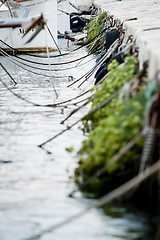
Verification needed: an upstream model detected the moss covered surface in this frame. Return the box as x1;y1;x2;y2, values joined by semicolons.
86;11;107;50
74;56;147;197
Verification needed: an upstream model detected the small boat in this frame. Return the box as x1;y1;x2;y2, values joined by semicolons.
0;0;58;52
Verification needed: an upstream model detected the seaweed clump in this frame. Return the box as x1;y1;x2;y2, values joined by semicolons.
86;11;107;50
74;56;147;197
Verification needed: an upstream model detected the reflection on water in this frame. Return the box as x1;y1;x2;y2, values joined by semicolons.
0;39;153;240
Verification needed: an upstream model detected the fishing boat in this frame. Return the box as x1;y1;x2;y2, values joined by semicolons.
0;0;57;52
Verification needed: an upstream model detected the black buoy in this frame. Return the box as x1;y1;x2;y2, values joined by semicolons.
105;30;120;51
94;52;128;85
94;63;109;85
70;16;86;32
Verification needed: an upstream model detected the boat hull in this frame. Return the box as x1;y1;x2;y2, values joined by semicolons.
0;0;57;52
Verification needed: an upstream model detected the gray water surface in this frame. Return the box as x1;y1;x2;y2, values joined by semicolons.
0;39;152;240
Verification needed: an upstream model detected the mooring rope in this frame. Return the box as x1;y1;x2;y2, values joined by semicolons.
0;46;102;93
67;39;119;88
49;88;93;107
69;132;142;197
46;23;62;54
59;61;147;124
23;160;160;240
0;28;106;58
1;45;100;66
0;76;45;107
0;62;17;85
38;87;122;148
0;48;73;79
60;98;91;124
0;74;93;109
44;26;59;98
0;45;98;72
38;63;147;148
0;47;96;73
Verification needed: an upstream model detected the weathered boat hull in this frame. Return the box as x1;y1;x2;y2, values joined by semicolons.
0;0;57;52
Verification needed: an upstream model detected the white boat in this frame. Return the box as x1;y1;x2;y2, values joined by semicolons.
0;0;57;52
